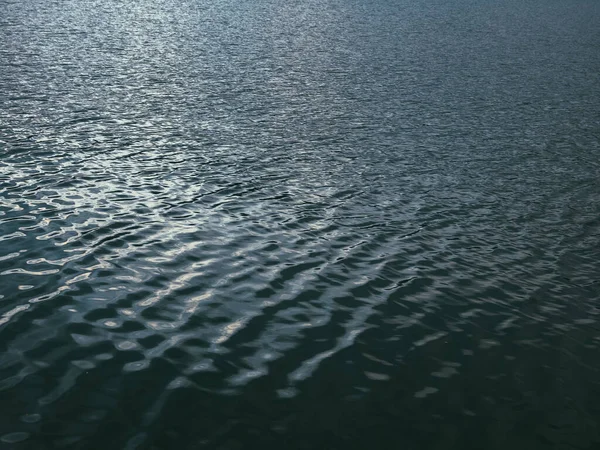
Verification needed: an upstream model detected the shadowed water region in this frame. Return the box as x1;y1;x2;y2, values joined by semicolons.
1;0;600;448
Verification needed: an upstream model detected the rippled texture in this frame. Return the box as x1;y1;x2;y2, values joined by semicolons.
1;0;600;448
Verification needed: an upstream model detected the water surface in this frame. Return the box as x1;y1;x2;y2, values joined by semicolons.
1;0;600;448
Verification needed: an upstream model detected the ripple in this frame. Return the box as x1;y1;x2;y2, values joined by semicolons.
1;0;600;447
1;432;30;444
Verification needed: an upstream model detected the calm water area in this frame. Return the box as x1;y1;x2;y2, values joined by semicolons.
1;0;600;448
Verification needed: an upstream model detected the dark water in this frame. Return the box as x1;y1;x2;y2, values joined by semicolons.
1;0;600;448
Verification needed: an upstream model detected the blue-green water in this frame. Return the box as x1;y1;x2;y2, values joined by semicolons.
1;0;600;448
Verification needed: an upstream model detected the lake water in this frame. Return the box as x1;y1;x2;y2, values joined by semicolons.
1;0;600;448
